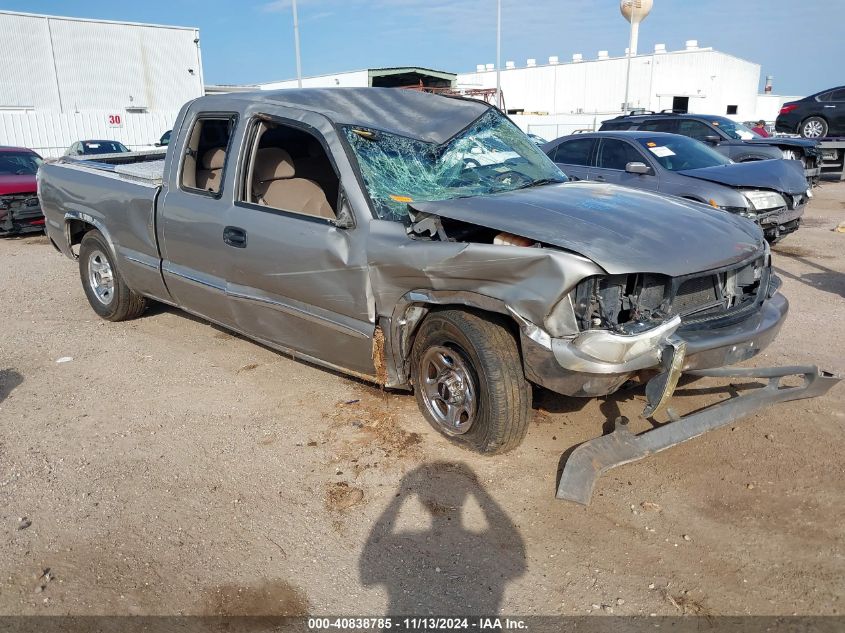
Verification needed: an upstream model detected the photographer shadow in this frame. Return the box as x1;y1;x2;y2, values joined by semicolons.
360;461;525;618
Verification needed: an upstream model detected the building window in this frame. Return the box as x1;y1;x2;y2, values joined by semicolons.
726;105;738;115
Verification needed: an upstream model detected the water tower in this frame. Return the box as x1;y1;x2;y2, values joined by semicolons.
621;0;653;111
620;0;653;56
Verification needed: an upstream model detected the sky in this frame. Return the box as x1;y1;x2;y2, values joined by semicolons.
2;0;840;96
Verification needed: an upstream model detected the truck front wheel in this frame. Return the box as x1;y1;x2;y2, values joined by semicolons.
410;310;532;454
78;230;147;321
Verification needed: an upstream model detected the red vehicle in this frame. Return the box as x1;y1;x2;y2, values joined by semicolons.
0;146;45;236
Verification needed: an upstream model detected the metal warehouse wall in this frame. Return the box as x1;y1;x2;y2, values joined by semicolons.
458;48;760;121
0;11;203;156
0;110;178;158
259;70;371;90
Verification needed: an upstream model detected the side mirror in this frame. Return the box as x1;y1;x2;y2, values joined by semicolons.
333;190;356;229
154;142;162;147
625;161;651;175
703;135;720;145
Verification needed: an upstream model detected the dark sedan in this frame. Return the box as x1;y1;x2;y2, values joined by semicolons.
64;140;130;156
776;86;845;139
600;112;821;185
543;131;811;243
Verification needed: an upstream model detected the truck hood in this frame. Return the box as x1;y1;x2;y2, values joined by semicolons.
0;174;37;196
678;159;807;195
411;182;764;277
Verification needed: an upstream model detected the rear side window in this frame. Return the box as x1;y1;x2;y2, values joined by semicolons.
599;120;632;131
676;119;715;141
830;89;845;101
180;115;237;195
638;119;677;133
552;138;596;166
596;139;645;170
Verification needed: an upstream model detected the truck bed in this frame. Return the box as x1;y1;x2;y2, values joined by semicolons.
39;149;169;300
60;150;167;187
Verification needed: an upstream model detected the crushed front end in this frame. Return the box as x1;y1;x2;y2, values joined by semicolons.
519;250;786;399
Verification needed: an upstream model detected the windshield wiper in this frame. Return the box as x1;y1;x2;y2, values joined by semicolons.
513;177;565;191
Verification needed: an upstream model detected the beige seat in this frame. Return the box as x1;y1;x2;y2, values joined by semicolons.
196;148;226;192
252;148;334;219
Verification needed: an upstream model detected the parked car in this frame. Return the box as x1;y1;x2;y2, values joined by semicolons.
38;89;838;503
64;140;130;156
0;146;44;236
543;131;810;242
156;130;172;147
600;112;822;184
776;86;845;139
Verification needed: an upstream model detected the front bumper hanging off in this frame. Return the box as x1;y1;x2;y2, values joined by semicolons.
556;364;841;505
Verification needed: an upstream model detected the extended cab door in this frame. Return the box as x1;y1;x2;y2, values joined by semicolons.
221;111;376;377
158;112;238;327
590;138;658;190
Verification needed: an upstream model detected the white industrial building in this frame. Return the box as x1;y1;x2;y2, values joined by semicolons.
252;41;785;139
461;40;766;138
0;10;204;157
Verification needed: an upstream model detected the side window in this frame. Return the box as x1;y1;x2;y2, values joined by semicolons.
552;138;596;166
600;121;632;131
677;119;715;141
817;91;833;102
180;115;236;195
638;119;677;133
830;89;845;101
239;118;338;220
596;139;646;170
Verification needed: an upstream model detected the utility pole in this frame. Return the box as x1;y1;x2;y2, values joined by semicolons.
292;0;302;88
495;0;501;110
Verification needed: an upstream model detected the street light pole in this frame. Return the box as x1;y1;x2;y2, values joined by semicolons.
495;0;501;110
292;0;303;88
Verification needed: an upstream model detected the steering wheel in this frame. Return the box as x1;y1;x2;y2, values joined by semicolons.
492;170;532;187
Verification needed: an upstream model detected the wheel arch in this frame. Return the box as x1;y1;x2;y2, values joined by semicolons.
380;290;521;390
63;212;118;262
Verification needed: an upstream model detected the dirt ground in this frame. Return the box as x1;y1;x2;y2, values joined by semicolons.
1;183;843;618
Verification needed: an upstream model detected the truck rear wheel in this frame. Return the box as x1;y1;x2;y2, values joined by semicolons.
79;230;147;321
410;310;531;454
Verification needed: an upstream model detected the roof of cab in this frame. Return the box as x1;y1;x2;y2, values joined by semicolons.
199;87;493;145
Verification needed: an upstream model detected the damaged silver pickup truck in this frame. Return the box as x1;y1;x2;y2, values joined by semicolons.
38;89;839;504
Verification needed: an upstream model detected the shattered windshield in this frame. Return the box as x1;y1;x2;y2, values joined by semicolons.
343;109;567;221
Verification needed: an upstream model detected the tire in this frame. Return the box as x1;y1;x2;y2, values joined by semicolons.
800;116;828;139
78;229;147;321
410;309;532;454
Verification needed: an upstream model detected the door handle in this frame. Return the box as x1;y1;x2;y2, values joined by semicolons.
594;175;606;182
223;226;247;248
823;105;836;108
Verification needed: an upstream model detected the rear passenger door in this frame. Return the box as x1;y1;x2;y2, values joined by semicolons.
590;138;658;190
827;88;845;133
548;137;596;181
159;113;239;327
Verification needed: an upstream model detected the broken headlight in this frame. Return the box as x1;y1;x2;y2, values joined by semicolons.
571;273;671;334
740;189;786;212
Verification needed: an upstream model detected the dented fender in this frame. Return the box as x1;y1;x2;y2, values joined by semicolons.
366;219;604;388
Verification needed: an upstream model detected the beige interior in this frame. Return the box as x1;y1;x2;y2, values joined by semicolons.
196;148;226;193
251;147;334;219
